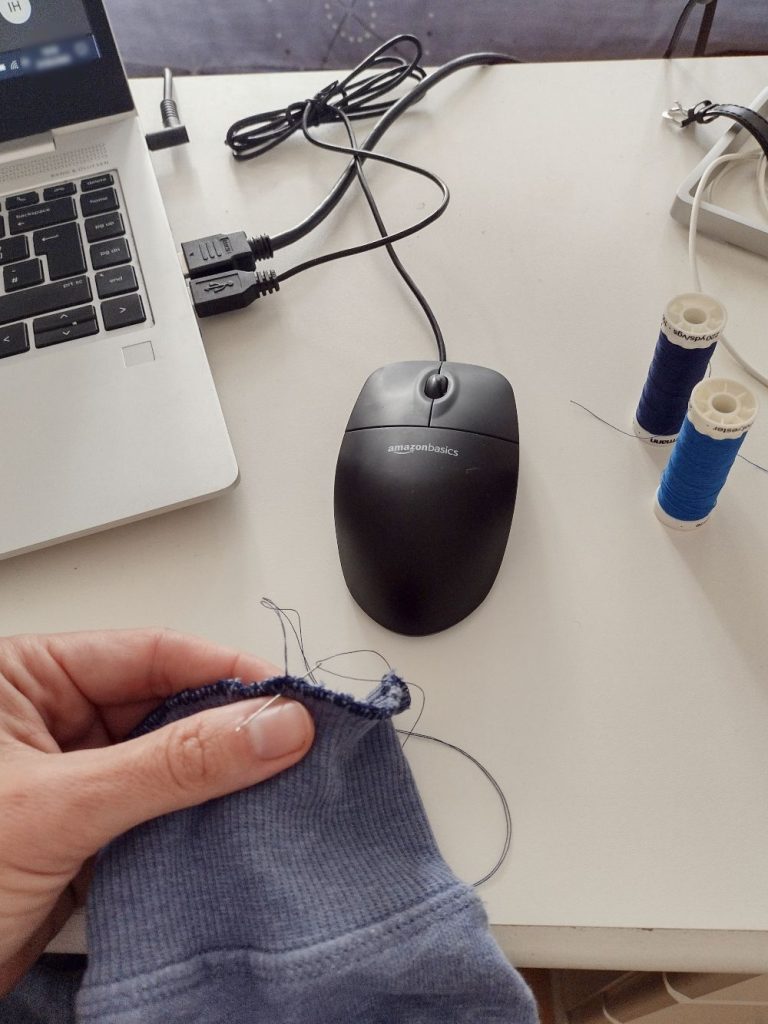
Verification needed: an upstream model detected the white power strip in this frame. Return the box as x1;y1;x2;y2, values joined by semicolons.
670;84;768;258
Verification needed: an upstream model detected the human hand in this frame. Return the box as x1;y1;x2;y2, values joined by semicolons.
0;628;314;996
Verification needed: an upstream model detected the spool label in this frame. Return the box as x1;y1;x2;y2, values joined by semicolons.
697;422;754;438
662;315;721;347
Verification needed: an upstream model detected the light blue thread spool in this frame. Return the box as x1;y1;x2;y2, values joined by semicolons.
634;293;727;445
655;377;758;530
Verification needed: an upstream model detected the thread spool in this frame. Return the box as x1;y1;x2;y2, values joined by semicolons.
655;377;757;530
634;293;726;444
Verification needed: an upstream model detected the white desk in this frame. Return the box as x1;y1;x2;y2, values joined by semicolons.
18;56;768;971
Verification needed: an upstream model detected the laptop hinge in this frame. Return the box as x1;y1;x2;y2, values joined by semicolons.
0;132;56;167
53;110;135;138
0;110;135;168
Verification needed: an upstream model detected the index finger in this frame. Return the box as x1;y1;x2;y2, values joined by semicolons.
3;628;280;746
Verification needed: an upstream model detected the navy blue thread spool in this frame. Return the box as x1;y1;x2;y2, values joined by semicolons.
634;293;727;445
655;377;758;530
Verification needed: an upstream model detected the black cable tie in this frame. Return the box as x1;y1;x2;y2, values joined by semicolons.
305;81;347;127
681;100;714;127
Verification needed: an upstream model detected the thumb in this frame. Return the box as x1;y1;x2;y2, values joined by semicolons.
41;697;314;858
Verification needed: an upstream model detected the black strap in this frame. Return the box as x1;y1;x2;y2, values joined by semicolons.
694;0;718;55
680;101;768;160
664;0;719;59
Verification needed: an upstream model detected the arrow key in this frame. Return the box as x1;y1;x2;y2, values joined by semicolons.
35;318;99;348
33;305;96;336
0;322;29;359
101;293;146;331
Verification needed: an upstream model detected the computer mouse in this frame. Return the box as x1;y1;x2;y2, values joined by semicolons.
334;361;519;636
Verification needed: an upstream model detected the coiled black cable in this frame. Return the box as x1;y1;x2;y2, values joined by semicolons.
224;35;520;251
226;34;427;160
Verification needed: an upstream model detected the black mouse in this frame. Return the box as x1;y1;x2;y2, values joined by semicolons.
334;360;519;635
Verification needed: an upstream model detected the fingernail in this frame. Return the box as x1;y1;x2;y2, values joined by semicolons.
244;702;311;760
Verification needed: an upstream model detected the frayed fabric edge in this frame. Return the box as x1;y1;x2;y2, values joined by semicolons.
130;672;410;738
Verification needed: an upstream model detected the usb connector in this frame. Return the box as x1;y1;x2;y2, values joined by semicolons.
189;268;279;317
181;232;273;279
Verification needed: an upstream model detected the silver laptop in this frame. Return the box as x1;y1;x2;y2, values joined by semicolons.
0;0;238;559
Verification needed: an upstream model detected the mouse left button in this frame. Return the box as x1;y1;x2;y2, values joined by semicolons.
345;361;436;430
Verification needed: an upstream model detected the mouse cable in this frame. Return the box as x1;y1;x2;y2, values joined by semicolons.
280;102;448;360
327;105;447;361
188;120;450;341
276;115;449;286
179;36;519;280
189;103;452;343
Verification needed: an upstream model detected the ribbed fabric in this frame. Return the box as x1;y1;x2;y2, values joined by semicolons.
75;673;537;1024
0;955;84;1024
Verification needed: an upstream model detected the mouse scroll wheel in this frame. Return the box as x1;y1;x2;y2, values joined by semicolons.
425;373;449;399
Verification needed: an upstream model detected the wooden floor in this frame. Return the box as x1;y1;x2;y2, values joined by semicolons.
521;969;557;1024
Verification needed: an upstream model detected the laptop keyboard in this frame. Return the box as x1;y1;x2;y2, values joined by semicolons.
0;171;151;360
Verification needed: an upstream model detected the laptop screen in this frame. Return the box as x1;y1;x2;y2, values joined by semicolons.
0;0;133;146
0;0;101;81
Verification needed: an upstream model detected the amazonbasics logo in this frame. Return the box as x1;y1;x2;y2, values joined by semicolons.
387;443;459;457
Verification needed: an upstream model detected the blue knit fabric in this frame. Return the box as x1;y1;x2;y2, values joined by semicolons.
2;674;538;1023
0;955;83;1023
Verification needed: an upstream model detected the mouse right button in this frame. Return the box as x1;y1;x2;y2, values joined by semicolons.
433;363;519;442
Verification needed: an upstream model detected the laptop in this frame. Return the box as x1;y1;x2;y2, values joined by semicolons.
0;0;238;559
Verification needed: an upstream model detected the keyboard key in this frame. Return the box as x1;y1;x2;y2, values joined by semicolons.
34;222;86;281
0;216;4;239
0;275;92;326
9;197;76;235
0;322;29;359
81;174;114;192
33;305;96;335
80;188;119;217
6;191;39;211
84;212;124;243
0;236;29;265
43;182;77;200
4;258;43;292
96;265;138;299
35;318;99;349
90;237;130;270
102;293;145;331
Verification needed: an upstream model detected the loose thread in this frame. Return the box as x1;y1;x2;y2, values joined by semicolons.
395;728;513;887
260;597;318;682
570;400;639;439
301;654;426;746
260;598;513;886
570;399;768;474
398;679;426;748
